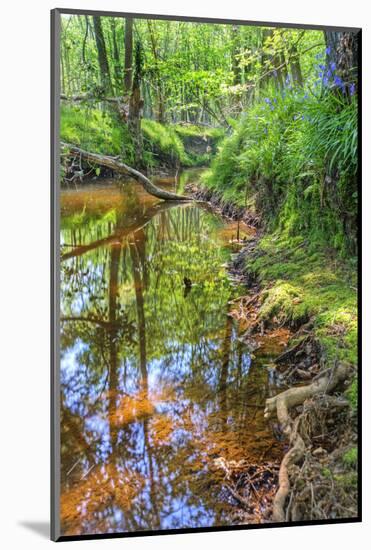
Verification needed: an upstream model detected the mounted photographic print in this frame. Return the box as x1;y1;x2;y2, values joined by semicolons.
51;8;361;541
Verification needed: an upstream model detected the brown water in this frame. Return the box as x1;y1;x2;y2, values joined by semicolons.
59;171;283;536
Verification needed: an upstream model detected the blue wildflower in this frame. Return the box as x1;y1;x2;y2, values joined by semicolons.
318;72;323;78
334;75;344;88
323;76;329;86
264;97;271;104
350;83;356;96
330;61;336;72
319;64;325;70
325;46;331;55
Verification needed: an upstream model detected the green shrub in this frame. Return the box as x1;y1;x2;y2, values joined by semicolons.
202;83;358;254
141;119;187;166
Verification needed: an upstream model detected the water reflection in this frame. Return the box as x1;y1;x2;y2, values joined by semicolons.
60;176;281;536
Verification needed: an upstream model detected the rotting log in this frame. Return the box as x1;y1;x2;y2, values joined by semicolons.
61;142;191;201
264;362;350;522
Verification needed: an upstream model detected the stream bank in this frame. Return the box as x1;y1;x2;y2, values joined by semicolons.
187;181;359;523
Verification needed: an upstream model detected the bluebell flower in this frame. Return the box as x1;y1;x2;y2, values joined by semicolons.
334;75;344;88
326;70;332;78
325;46;331;55
350;83;356;96
319;64;325;70
330;61;336;72
304;93;308;99
323;76;329;86
319;72;323;78
264;97;271;104
273;98;277;103
301;115;305;120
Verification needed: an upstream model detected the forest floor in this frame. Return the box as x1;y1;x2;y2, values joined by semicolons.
187;182;359;524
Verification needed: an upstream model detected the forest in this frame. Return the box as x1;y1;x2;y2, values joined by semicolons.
59;12;359;537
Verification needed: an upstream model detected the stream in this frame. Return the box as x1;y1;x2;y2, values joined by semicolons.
59;170;284;536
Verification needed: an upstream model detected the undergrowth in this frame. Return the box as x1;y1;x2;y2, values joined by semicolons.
60;104;224;170
202;81;358;256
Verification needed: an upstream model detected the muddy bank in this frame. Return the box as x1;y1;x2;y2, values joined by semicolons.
186;183;260;227
187;182;358;523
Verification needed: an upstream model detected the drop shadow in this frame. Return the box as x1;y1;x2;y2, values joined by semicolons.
18;521;50;539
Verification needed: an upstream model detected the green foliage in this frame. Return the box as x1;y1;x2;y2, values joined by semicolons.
141;119;187;166
203;84;358;254
173;124;225;141
61;105;222;170
60;104;135;162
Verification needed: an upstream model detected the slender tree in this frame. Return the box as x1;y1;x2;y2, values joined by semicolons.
124;17;133;95
92;16;113;96
128;42;144;165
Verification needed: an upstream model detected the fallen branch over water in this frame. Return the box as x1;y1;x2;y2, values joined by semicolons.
264;362;350;522
61;142;192;201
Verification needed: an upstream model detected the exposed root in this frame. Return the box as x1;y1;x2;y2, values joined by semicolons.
264;362;351;522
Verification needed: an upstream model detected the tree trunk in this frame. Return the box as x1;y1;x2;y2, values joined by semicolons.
324;31;359;90
147;21;165;123
61;142;191;201
231;25;241;85
92;16;113;96
289;43;303;86
260;29;273;89
124;17;133;95
110;17;121;95
128;42;144;165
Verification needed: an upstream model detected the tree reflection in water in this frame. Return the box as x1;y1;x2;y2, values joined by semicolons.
59;178;282;536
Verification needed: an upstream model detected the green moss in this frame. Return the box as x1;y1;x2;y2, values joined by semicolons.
334;472;358;490
342;447;358;468
321;467;332;479
259;282;305;324
246;232;357;373
346;377;358;411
